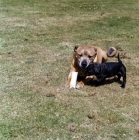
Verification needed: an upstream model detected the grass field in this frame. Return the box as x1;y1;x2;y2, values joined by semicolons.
0;0;139;139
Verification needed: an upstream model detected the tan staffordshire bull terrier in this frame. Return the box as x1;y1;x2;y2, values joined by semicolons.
66;45;116;89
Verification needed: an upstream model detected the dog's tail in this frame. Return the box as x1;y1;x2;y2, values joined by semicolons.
117;53;122;63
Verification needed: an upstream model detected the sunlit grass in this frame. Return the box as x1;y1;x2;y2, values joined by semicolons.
0;0;139;139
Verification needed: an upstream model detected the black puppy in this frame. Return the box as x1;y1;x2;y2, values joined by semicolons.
85;54;126;88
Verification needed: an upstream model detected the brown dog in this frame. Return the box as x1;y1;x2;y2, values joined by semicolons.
65;45;116;88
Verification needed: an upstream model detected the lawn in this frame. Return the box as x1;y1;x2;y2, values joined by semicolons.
0;0;139;139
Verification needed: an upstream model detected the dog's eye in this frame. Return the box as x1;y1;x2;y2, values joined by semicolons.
79;54;82;57
88;55;92;59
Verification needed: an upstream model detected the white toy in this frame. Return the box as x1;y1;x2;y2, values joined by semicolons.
70;72;78;88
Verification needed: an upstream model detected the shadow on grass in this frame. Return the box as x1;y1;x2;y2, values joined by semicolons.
86;77;123;87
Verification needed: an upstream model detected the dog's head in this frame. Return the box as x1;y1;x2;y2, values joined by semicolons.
85;63;95;76
74;45;97;69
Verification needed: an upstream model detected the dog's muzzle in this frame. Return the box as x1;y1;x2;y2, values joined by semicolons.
81;60;88;68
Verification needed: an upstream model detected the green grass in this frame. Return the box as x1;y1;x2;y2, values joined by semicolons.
0;0;139;139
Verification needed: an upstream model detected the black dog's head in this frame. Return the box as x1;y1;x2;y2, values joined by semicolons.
85;63;96;76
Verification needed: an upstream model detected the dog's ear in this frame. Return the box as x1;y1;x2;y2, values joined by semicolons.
94;48;97;55
74;45;79;52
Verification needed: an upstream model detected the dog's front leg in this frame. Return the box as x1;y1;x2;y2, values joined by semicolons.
95;77;105;85
66;73;85;89
65;72;72;88
76;76;95;89
76;81;85;89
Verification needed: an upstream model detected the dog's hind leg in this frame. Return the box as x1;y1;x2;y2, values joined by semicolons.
121;73;126;88
117;74;121;81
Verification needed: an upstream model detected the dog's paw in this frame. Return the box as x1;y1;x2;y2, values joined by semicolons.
76;82;84;89
65;82;70;88
107;47;117;57
75;85;81;89
120;85;125;88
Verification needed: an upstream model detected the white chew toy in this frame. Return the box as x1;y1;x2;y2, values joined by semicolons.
70;72;78;88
